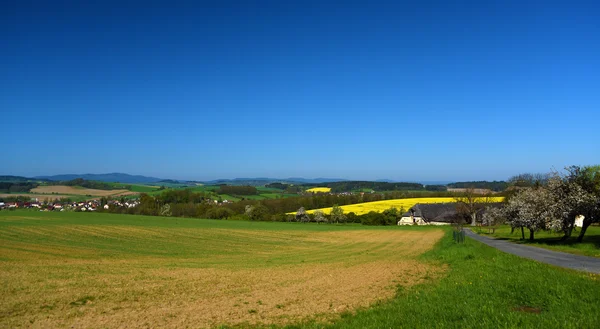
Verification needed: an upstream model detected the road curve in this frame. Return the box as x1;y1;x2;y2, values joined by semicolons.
465;229;600;274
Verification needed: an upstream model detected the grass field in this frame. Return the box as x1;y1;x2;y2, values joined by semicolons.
148;185;298;201
301;197;505;215
306;187;332;193
479;225;600;258
1;211;598;329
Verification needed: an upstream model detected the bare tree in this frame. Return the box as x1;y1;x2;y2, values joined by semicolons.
454;188;496;226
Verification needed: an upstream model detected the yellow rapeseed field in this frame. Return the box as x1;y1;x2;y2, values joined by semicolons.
298;197;505;215
306;187;332;193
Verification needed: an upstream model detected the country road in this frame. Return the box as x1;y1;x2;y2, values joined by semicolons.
465;229;600;274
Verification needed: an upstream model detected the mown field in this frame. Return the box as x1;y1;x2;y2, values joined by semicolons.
480;225;600;258
302;197;505;215
1;211;598;329
0;211;443;328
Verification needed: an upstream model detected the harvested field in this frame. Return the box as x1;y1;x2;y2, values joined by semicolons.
30;185;136;197
0;193;74;201
0;211;445;329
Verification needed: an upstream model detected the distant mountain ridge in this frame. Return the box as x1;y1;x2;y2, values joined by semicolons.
0;175;51;183
4;173;479;188
35;173;164;184
26;174;347;185
201;177;348;186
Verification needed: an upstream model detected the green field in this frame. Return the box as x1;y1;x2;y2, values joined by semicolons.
1;211;598;329
479;225;600;258
148;185;299;201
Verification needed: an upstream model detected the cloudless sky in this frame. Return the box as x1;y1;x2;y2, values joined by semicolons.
1;0;599;182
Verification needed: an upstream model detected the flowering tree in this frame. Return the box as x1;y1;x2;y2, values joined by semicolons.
296;207;310;223
503;187;552;240
565;165;600;242
489;165;600;242
313;210;327;224
545;174;596;239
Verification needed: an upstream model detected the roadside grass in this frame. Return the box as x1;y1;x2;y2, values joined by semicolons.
480;225;600;258
258;231;600;329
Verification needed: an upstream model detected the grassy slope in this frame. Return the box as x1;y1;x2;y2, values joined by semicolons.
271;231;600;329
480;225;600;258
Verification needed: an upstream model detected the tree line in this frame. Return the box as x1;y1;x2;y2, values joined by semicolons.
47;178;123;190
302;181;425;192
447;181;509;192
0;182;38;193
102;189;457;224
216;185;258;195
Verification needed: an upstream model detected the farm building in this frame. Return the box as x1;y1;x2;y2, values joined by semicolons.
398;203;459;226
398;203;504;226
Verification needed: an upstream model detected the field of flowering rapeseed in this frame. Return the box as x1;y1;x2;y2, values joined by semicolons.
301;197;504;215
306;187;332;193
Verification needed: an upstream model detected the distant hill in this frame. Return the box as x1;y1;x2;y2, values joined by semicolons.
447;181;508;192
202;177;348;186
36;173;164;184
302;181;426;192
0;175;51;183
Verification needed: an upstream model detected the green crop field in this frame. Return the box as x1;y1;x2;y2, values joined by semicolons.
1;211;598;329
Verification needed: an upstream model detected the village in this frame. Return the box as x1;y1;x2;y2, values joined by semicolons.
0;199;140;212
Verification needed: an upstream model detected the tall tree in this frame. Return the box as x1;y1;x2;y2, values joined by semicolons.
330;205;346;224
566;165;600;242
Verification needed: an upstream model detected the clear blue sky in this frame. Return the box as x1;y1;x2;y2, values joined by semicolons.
2;0;599;182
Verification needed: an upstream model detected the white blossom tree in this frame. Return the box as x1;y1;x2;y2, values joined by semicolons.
296;207;310;223
545;174;596;239
313;210;327;224
504;187;552;241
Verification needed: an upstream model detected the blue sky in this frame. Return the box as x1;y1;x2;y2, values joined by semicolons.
1;0;599;181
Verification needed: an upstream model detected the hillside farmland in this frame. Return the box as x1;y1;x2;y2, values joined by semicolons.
30;185;136;197
306;187;332;193
300;197;505;215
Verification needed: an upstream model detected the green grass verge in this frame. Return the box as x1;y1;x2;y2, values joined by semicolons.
262;231;600;329
480;225;600;258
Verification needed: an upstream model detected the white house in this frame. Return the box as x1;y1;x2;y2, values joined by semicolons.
398;203;457;226
575;215;585;228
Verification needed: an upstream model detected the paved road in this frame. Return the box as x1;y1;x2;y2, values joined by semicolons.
465;229;600;274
